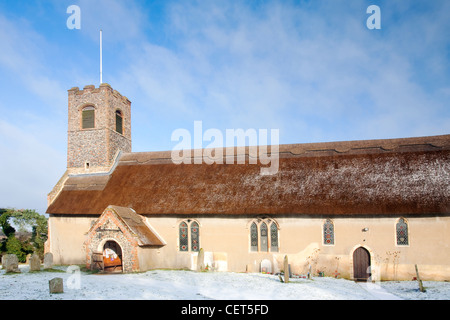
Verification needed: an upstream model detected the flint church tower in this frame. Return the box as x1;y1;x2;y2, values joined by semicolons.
67;83;131;174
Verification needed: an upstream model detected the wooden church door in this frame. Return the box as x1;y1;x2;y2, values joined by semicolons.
353;247;371;281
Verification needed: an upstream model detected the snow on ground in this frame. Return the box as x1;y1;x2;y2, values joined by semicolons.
1;265;449;300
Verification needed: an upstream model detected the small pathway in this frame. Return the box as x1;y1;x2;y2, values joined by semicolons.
357;282;403;300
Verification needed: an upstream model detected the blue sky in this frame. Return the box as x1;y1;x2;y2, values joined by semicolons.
0;0;449;215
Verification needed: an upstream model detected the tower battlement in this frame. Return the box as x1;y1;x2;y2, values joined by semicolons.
68;83;131;104
67;83;131;175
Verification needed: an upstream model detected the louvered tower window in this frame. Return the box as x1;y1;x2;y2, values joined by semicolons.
115;109;123;134
82;106;95;129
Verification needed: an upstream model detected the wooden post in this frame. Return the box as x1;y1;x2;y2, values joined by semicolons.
278;274;284;283
284;255;289;283
415;264;426;293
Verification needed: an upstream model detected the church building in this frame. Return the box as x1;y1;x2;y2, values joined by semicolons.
46;83;450;281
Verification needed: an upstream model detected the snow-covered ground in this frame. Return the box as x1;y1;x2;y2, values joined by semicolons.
1;265;449;300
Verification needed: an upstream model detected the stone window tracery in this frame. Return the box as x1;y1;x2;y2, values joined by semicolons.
250;222;258;252
396;217;409;246
179;220;200;252
270;222;279;252
249;218;279;252
179;221;188;252
190;221;199;252
323;219;335;245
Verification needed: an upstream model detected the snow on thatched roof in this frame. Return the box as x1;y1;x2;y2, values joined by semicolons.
47;134;450;216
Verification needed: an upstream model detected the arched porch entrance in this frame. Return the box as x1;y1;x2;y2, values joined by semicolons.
85;206;166;273
103;240;123;273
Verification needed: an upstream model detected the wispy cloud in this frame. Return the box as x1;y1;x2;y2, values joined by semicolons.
0;13;66;106
0;118;65;214
76;0;149;43
112;0;449;146
0;12;67;214
0;0;448;213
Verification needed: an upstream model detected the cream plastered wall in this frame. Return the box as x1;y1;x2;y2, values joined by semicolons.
48;214;450;280
143;215;450;280
47;215;98;265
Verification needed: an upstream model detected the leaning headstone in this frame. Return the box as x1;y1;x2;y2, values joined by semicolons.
43;252;53;270
29;254;41;271
49;277;63;294
4;254;20;273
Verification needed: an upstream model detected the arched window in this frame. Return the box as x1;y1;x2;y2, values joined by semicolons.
323;219;334;245
179;220;200;252
249;218;279;252
82;106;95;129
396;218;409;246
179;221;188;252
191;221;199;252
270;222;279;252
250;222;258;252
115;109;123;134
260;222;268;252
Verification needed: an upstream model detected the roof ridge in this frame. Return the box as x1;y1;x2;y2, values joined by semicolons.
117;134;450;164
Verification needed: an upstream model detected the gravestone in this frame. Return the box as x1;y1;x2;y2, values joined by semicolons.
29;254;41;271
4;254;20;273
260;259;272;273
196;248;205;271
44;252;53;270
203;251;214;271
213;252;227;272
283;255;289;283
49;277;63;294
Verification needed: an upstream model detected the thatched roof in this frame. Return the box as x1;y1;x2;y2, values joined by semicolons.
47;134;450;216
92;205;165;246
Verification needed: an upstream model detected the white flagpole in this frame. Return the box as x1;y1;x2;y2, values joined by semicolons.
100;29;103;84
